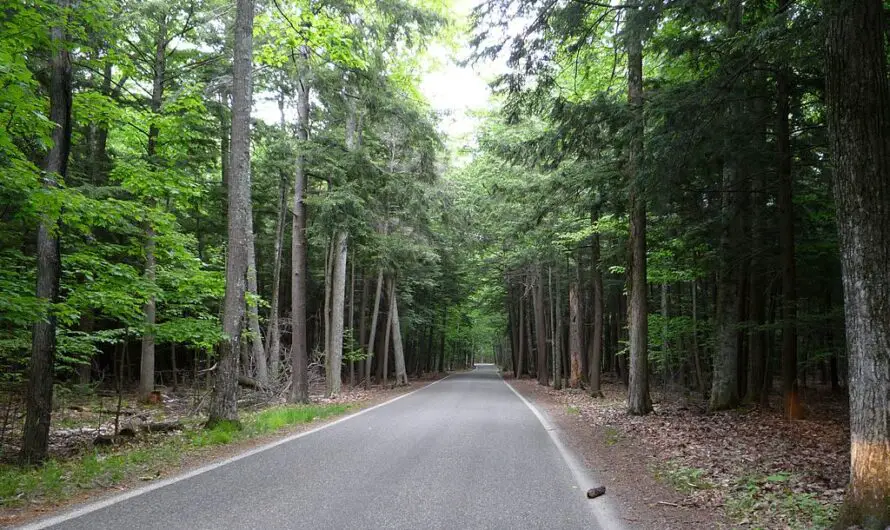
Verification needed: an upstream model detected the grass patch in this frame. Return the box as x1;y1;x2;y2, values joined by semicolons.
0;402;352;509
566;405;580;415
653;460;712;494
726;473;838;529
603;426;621;447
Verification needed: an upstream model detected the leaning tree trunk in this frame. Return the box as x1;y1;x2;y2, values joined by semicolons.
326;231;348;397
534;266;548;385
390;280;408;386
364;268;384;388
826;1;890;525
289;47;311;404
626;11;652;415
140;13;168;401
208;0;254;425
21;0;72;464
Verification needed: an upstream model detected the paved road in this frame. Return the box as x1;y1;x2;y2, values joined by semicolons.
26;365;619;530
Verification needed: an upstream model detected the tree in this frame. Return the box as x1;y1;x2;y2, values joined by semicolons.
21;0;73;464
625;8;652;416
208;0;254;426
825;0;890;525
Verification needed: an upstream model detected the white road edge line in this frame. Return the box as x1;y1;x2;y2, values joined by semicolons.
19;374;454;530
502;377;626;530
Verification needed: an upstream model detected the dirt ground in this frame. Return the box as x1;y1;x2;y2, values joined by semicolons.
508;375;848;529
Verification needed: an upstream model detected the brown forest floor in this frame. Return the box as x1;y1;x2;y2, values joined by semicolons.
509;375;849;530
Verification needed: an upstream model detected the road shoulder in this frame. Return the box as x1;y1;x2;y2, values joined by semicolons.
507;378;727;530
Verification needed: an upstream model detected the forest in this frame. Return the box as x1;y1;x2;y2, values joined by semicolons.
1;0;889;528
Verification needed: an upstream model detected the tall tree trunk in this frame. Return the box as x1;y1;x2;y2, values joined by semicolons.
246;227;267;383
358;274;370;385
534;267;548;385
747;169;767;403
516;292;526;379
826;1;890;524
365;269;384;388
289;47;311;404
390;280;408;386
550;267;563;390
349;258;355;387
21;0;72;464
588;219;604;397
265;93;289;379
568;281;582;388
777;67;801;419
326;231;348;397
209;0;254;425
626;11;652;414
382;279;394;387
140;13;168;401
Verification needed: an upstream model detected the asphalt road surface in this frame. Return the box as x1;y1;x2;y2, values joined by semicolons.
24;365;621;530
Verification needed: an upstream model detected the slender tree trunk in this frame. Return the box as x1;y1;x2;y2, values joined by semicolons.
349;258;355;387
365;269;384;387
382;279;394;387
826;1;890;524
390;280;408;386
265;93;289;379
626;11;652;415
777;67;801;419
569;281;582;388
209;0;254;425
691;281;704;395
140;14;168;401
747;168;767;403
289;48;311;404
21;1;72;464
358;274;370;385
516;293;526;379
534;267;548;385
246;227;267;383
327;231;348;397
550;267;563;390
588;219;604;397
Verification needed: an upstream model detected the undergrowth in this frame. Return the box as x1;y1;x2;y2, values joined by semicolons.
726;472;838;529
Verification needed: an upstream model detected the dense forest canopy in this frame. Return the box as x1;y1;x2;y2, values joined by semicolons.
1;0;889;527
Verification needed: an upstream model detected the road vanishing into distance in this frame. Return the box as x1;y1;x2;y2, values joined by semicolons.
24;365;621;530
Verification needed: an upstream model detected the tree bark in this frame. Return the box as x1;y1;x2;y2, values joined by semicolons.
21;0;72;464
382;279;394;387
826;0;890;524
568;281;582;388
588;218;604;397
626;11;652;415
365;269;384;388
208;0;254;425
776;67;801;419
326;230;348;397
139;12;168;401
265;102;288;377
517;295;525;378
246;227;267;383
550;267;563;390
390;280;408;386
289;47;311;404
534;267;548;385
